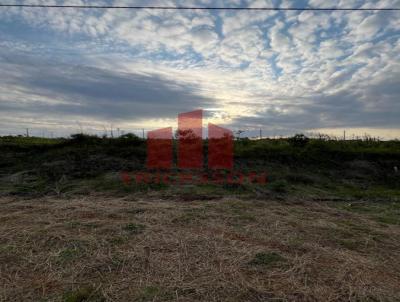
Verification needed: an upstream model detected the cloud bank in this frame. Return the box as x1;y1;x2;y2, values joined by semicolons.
0;0;399;138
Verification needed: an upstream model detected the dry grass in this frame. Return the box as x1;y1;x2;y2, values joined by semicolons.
0;195;399;301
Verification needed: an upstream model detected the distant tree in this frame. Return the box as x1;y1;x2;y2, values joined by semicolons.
175;129;198;140
70;133;100;144
288;134;309;148
119;133;139;140
235;130;245;140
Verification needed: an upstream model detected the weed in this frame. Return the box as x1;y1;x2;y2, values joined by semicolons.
122;223;146;234
236;213;257;222
335;202;400;225
269;180;289;193
58;248;81;263
248;252;286;267
338;239;361;250
0;244;16;254
375;215;400;225
171;211;204;225
104;235;126;245
63;286;104;302
55;241;87;264
136;286;173;301
1;134;400;199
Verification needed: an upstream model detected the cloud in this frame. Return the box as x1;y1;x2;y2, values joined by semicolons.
229;66;400;132
0;54;213;123
0;0;399;138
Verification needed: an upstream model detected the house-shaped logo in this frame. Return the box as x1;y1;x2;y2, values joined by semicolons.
147;109;233;170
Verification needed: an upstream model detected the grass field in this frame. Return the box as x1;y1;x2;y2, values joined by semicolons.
1;134;399;198
1;195;399;301
0;134;399;301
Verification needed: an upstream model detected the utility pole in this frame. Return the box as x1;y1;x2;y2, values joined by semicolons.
142;128;145;139
26;128;29;137
343;130;346;141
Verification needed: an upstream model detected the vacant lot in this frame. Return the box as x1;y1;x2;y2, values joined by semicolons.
1;195;399;301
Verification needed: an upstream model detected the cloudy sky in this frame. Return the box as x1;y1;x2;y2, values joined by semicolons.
0;0;400;139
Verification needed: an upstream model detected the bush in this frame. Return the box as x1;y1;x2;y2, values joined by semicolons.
288;134;309;148
70;133;101;145
269;180;289;193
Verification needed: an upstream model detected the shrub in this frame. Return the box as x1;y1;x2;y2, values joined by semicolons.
70;133;101;145
288;134;309;148
269;180;289;193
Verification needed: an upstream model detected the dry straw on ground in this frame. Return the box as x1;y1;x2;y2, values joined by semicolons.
0;195;399;301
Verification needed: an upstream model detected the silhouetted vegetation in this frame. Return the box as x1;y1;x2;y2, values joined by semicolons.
0;133;399;198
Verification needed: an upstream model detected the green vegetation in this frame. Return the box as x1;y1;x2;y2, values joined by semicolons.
63;286;104;302
58;248;82;263
335;201;400;225
0;133;399;199
122;223;146;234
248;252;286;267
0;134;399;302
136;286;173;301
55;241;87;264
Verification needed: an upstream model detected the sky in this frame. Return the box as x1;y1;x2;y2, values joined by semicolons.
0;0;399;139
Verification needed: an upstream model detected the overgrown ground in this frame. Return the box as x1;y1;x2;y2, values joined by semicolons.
0;135;399;301
1;195;400;301
0;134;399;200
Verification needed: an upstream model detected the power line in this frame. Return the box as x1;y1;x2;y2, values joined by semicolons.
0;4;399;11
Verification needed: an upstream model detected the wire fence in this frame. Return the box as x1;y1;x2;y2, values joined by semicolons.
0;125;387;141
